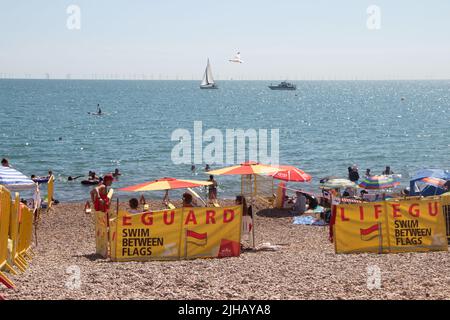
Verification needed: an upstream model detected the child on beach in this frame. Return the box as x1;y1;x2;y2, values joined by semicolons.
128;198;140;214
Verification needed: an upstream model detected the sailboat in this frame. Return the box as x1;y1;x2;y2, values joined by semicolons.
200;58;218;89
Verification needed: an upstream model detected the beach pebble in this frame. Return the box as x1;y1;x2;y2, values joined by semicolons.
0;201;448;300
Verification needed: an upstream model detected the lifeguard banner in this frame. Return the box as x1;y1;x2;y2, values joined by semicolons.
334;197;448;254
110;205;242;261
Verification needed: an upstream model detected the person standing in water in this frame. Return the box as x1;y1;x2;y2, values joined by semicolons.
382;166;394;175
1;158;10;167
97;104;102;115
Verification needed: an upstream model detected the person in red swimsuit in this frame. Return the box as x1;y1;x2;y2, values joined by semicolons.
90;174;114;212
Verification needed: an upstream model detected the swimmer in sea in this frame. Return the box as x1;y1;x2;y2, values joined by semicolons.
112;168;121;178
68;175;83;181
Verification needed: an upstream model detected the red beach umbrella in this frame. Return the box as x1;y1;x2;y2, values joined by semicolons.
270;165;312;182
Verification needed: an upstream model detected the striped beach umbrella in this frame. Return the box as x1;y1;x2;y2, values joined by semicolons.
270;165;312;182
0;166;36;191
206;161;280;176
358;175;400;190
119;177;212;192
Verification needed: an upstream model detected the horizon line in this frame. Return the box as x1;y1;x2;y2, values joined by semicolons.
1;78;449;82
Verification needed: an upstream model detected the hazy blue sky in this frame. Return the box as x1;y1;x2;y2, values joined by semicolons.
1;1;449;80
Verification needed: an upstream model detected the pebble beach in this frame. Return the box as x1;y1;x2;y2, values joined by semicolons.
1;201;449;300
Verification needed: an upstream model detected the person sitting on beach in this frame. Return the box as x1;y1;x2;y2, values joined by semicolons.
1;158;9;167
235;195;252;217
291;191;307;216
382;166;394;175
365;169;371;177
205;164;210;172
182;192;194;207
128;198;141;214
90;174;114;212
444;180;450;192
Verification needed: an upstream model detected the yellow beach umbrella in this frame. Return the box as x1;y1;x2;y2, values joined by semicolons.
207;161;280;176
119;177;212;192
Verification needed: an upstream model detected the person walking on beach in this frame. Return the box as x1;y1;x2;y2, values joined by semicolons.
90;174;113;212
207;175;218;201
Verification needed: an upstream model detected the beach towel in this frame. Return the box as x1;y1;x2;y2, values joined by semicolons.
293;215;315;225
293;215;328;226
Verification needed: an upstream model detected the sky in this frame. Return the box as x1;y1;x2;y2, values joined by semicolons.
0;0;449;80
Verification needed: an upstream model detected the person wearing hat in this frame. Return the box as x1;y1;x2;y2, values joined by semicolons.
90;174;114;212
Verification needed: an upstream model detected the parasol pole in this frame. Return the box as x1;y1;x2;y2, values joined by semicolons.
251;174;256;250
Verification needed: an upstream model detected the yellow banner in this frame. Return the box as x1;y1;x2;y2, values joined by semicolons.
95;211;109;258
0;186;11;270
17;204;33;256
335;197;448;254
111;206;242;261
47;175;54;208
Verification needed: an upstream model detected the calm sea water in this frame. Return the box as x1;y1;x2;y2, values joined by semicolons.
1;79;449;201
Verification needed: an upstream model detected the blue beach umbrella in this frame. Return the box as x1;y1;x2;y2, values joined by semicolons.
0;166;36;191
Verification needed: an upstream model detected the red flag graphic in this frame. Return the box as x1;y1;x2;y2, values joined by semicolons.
186;230;207;245
360;224;380;241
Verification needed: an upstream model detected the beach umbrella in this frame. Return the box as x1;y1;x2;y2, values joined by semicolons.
409;169;450;196
207;161;279;250
0;166;36;191
320;178;357;189
270;165;312;182
206;161;280;201
206;161;280;176
119;177;212;192
420;177;447;188
358;175;400;190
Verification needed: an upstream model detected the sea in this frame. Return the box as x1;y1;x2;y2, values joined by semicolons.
1;79;449;202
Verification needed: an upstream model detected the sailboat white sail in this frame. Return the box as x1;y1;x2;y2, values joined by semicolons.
200;59;218;89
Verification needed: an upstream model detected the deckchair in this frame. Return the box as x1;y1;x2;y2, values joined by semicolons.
187;188;207;207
